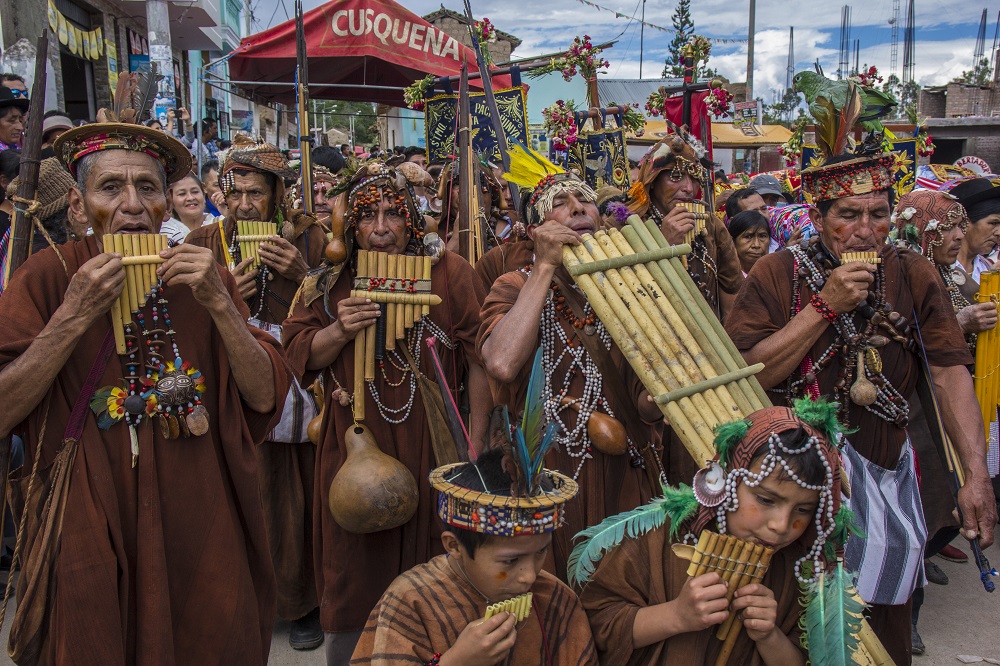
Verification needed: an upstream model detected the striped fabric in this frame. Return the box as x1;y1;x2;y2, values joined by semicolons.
989;420;999;478
350;554;598;665
842;439;927;605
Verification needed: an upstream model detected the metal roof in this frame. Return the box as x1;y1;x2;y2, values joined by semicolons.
596;78;685;109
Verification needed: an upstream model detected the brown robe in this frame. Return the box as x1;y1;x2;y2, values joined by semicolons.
282;250;486;633
580;523;805;666
350;554;599;665
186;216;328;620
0;237;291;665
478;270;657;581
474;239;535;293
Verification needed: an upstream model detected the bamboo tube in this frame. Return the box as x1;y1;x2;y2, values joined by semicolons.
404;255;415;329
385;254;398;350
367;252;387;381
354;250;369;422
688;532;719;577
582;234;734;425
125;234;139;314
394;254;407;341
630;216;771;407
421;256;432;317
608;229;756;416
717;541;768;638
566;243;691;275
569;240;719;459
106;235;127;353
563;246;716;462
361;291;442;307
858;618;894;665
655;365;765;404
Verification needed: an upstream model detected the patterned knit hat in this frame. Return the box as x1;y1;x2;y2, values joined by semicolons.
218;134;297;196
627;121;710;218
895;189;968;259
5;157;76;221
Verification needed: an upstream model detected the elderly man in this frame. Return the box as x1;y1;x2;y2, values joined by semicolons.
725;153;996;664
0;85;27;151
282;160;491;665
626;124;742;318
186;134;328;651
0;111;289;664
478;146;661;582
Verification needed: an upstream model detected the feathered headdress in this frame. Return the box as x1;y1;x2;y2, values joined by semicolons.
504;143;597;226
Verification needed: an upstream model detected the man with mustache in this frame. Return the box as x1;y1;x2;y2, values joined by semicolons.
725;153;996;664
0;109;290;663
478;146;662;584
186;134;329;651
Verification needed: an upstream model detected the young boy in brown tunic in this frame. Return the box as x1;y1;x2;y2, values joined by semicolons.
573;399;853;666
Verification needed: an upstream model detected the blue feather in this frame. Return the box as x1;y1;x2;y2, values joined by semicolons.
522;348;545;456
801;561;865;666
567;498;669;587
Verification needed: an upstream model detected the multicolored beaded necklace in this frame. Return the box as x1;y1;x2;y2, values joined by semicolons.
91;281;208;466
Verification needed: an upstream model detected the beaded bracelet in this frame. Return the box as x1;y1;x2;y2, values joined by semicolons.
426;654;442;665
809;294;839;323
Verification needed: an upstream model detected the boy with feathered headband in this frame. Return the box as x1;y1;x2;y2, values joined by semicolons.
283;158;493;663
573;399;859;665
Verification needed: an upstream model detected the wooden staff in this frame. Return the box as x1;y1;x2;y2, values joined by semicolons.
295;0;313;216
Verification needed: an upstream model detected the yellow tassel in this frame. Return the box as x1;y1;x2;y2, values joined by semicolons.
503;144;565;191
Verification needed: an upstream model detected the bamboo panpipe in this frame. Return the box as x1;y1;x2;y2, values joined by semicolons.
483;592;532;622
840;251;881;265
974;271;1000;441
104;233;168;354
235;220;279;269
561;216;770;466
350;249;441;423
672;530;774;666
676;201;710;246
857;618;895;665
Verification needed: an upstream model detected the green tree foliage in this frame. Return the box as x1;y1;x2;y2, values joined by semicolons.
313;100;378;146
663;0;694;78
957;58;993;87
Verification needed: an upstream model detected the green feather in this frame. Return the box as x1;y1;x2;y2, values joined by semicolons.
662;484;700;541
567;498;668;587
825;505;866;560
802;561;865;666
522;348;545;459
793;397;851;442
713;419;750;467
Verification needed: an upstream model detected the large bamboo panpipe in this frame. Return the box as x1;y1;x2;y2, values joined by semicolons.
104;233;168;354
235;220;279;269
974;270;1000;441
561;215;769;465
671;531;774;666
350;249;440;422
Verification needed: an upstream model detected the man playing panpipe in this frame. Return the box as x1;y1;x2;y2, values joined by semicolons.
725;151;997;664
0;104;290;663
478;145;663;582
282;159;492;665
574;399;852;666
624;122;743;319
186;134;328;650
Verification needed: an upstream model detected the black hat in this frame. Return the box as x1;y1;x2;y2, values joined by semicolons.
0;86;29;113
951;177;1000;222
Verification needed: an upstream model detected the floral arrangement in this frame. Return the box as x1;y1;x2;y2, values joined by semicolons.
706;85;734;119
680;35;712;68
403;74;435;111
542;99;579;151
849;65;883;88
778;115;808;167
472;18;498;67
917;127;935;157
607;101;645;136
644;90;667;117
529;35;610;83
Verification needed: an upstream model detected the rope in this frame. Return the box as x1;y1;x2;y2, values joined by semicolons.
7;196;70;278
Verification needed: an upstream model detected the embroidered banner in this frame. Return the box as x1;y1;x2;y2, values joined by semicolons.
423;86;529;164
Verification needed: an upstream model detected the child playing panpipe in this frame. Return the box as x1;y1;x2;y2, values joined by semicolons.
572;398;858;666
350;409;599;665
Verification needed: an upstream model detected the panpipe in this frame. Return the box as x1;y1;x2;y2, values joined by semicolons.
235;220;279;269
104;233;168;354
974;271;1000;441
350;249;441;421
672;531;774;665
676;201;710;268
483;592;532;622
840;251;882;265
561;214;771;465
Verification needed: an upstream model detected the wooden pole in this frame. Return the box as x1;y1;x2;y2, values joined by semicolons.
456;63;472;261
296;0;314;215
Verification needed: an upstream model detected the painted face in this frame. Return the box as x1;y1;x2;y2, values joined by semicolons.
355;193;410;255
963;213;1000;258
313;181;335;213
809;191;892;261
0;107;25;146
543;189;600;235
68;150;168;247
931;223;966;266
225;171;274;221
739;193;768;214
169;175;206;221
650;170;699;213
725;459;820;551
734;226;770;273
449;532;552;602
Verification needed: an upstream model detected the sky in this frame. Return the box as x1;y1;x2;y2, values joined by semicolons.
246;0;998;105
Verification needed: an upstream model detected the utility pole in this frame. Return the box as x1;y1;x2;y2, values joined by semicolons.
639;0;646;78
746;0;756;100
145;0;175;105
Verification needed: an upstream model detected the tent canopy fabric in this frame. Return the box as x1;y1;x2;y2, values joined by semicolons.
629;120;792;148
227;0;510;107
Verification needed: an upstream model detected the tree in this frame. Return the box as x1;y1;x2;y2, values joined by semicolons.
763;88;801;126
663;0;694;78
314;100;378;146
957;57;992;87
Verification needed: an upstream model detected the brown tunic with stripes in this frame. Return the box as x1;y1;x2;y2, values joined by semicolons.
350;554;598;665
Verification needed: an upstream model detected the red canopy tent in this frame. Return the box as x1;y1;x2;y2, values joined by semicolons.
226;0;510;107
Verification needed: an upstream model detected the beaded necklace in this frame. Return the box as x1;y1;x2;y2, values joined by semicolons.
786;239;911;428
649;204;718;306
91;281;209;466
938;263;976;354
527;266;614;479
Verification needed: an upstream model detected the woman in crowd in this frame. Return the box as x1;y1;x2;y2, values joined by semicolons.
160;171;216;244
727;209;770;277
